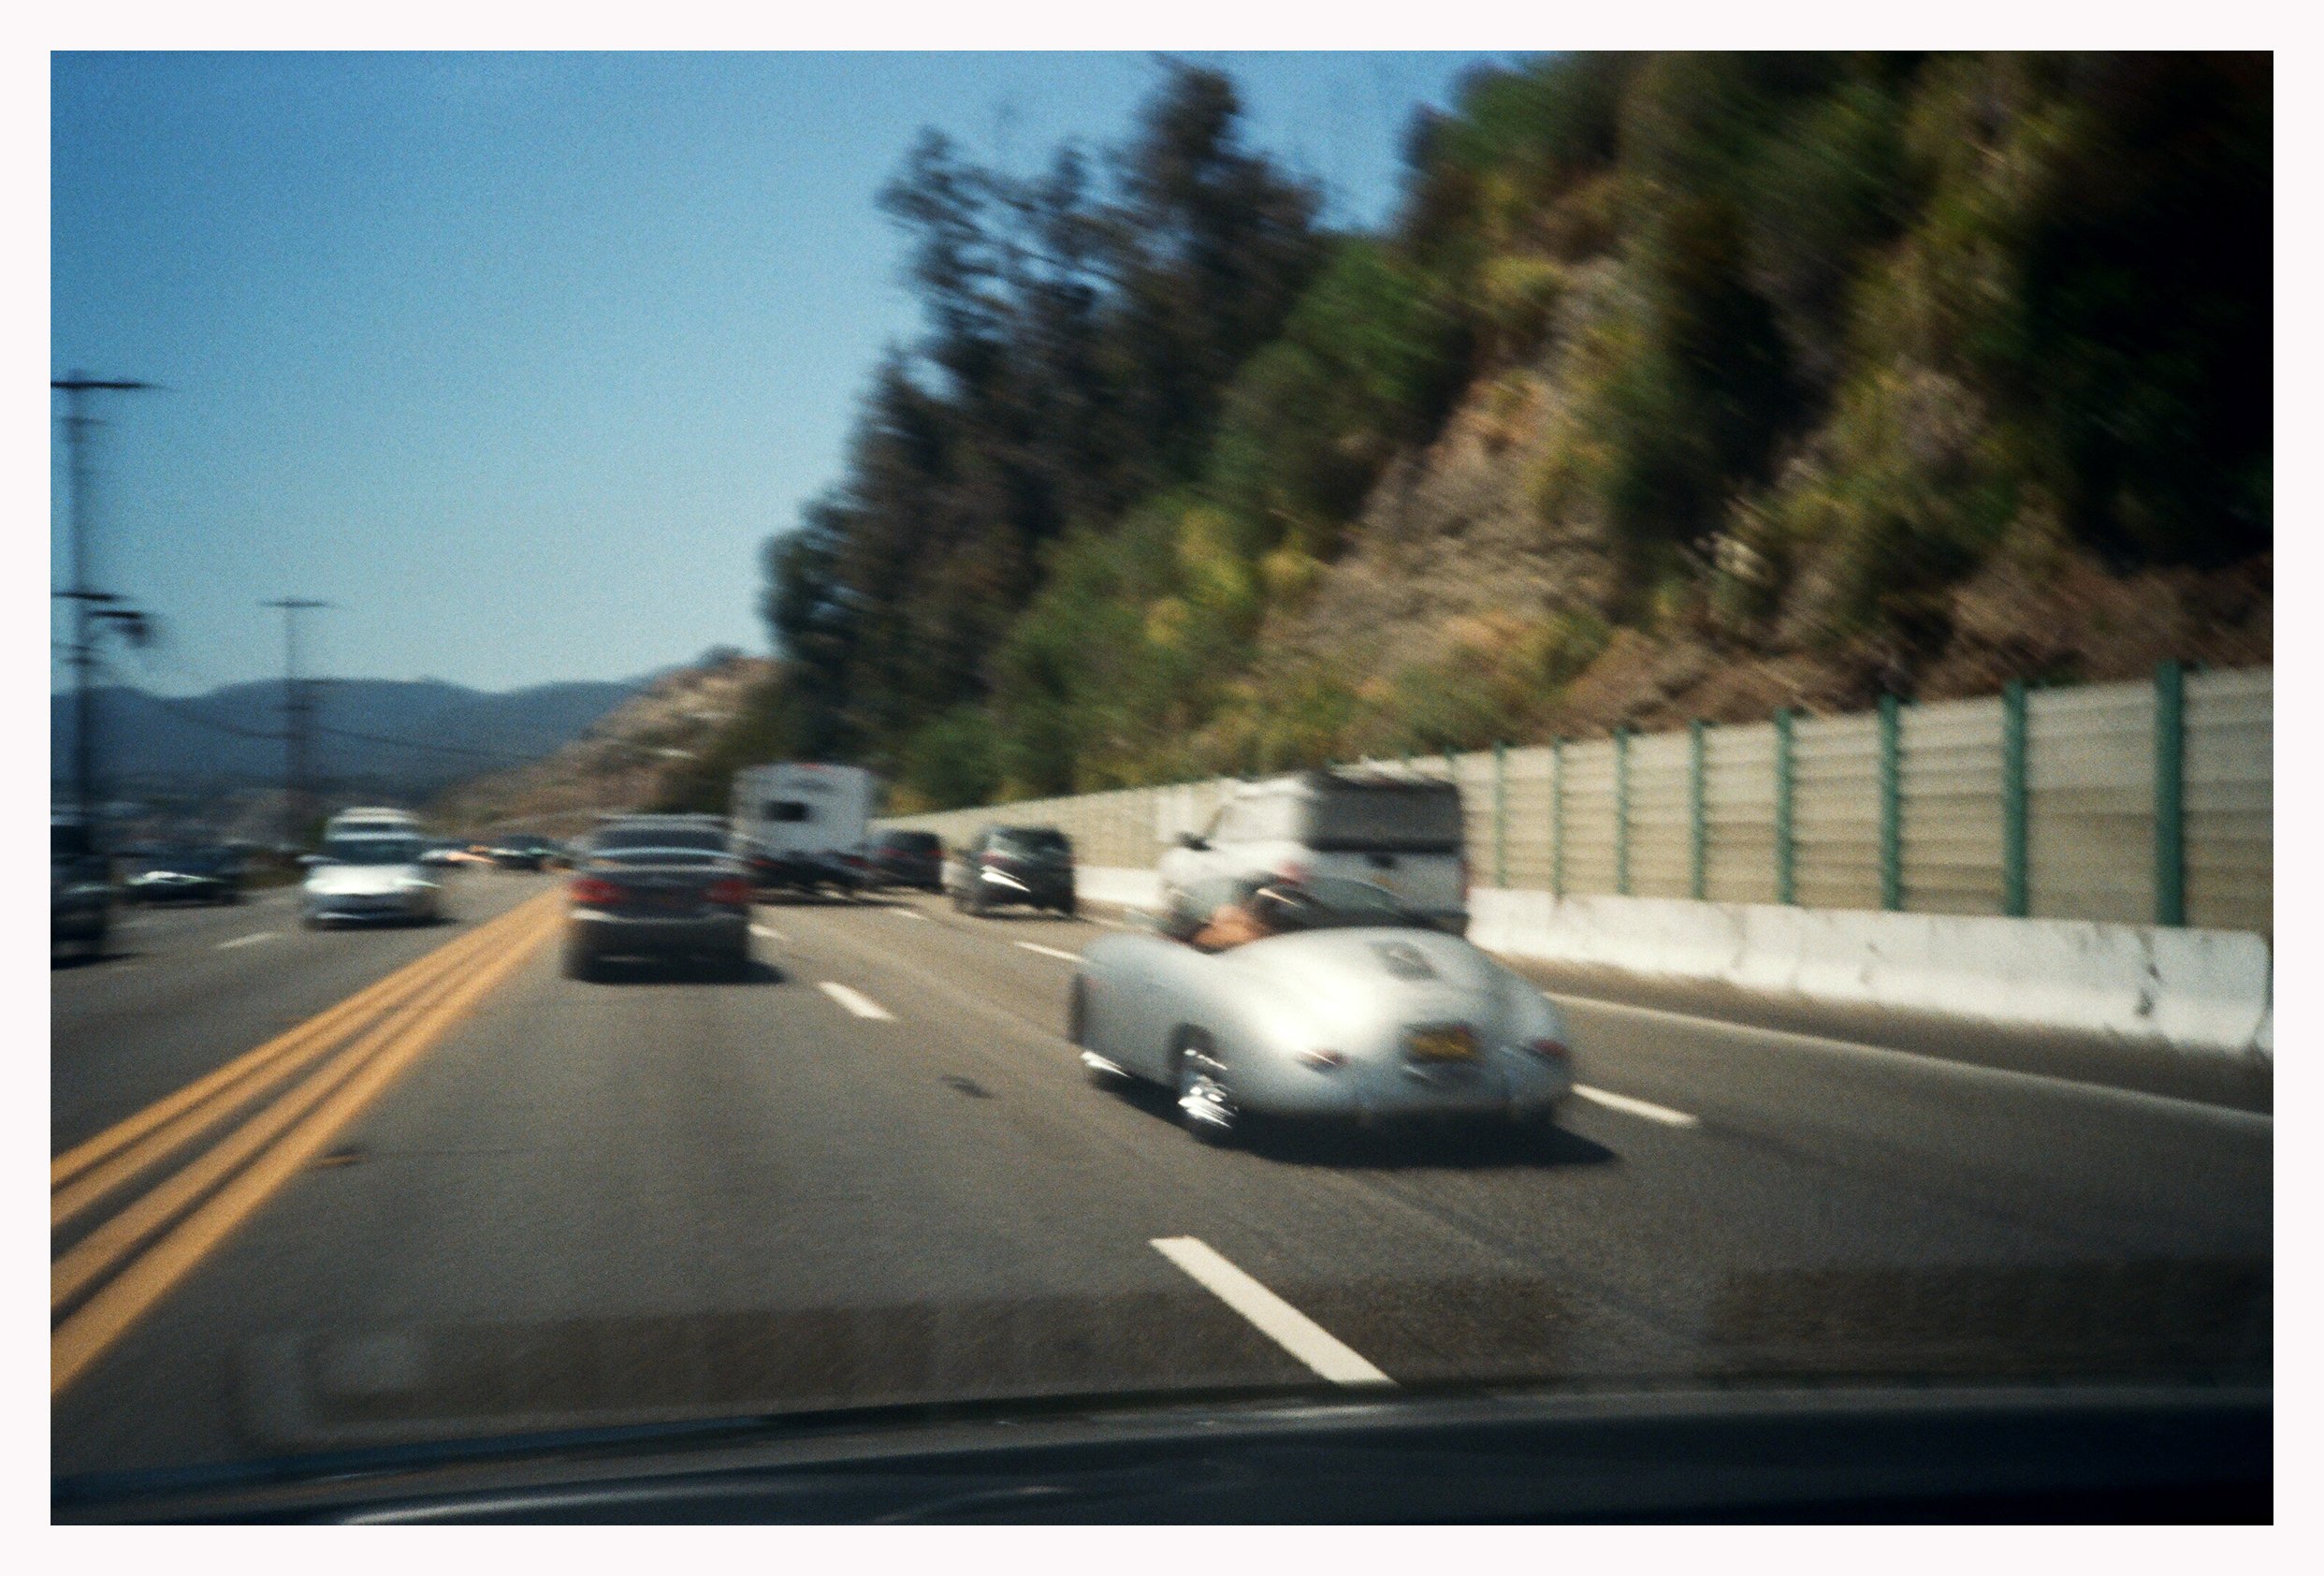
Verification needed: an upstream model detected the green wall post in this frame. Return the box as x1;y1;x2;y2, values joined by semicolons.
1491;741;1507;888
1614;727;1632;897
1774;708;1795;905
2155;660;2186;927
1688;719;1707;901
2001;679;2028;917
1549;737;1565;897
1878;693;1902;912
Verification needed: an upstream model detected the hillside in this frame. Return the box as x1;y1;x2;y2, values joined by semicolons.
1212;317;2272;762
428;654;778;836
717;53;2269;810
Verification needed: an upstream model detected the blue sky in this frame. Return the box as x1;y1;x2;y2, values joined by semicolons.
51;51;1519;697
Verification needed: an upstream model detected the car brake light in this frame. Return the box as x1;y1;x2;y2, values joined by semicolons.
570;875;621;905
1524;1038;1571;1064
706;877;752;905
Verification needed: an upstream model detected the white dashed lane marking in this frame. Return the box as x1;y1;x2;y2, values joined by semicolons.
1572;1084;1700;1128
818;982;894;1021
1151;1236;1392;1387
749;924;786;941
214;931;280;950
1014;941;1081;962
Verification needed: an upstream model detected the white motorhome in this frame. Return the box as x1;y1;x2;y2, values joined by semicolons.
730;763;877;895
324;806;420;840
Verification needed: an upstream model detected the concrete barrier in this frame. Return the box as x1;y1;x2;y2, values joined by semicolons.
1076;867;1162;911
1082;868;2270;1060
1470;889;2271;1059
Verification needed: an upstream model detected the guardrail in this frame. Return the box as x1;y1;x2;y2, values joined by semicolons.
879;664;2269;936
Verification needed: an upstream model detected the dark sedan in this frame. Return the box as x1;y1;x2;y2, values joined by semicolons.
51;819;110;960
121;846;243;905
563;816;753;981
864;829;945;892
487;834;559;871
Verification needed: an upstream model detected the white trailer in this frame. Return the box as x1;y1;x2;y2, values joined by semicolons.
730;762;877;894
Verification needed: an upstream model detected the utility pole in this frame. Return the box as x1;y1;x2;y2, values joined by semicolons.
265;598;330;848
53;372;154;827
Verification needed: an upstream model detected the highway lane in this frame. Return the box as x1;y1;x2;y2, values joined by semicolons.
51;884;2271;1481
52;871;550;1154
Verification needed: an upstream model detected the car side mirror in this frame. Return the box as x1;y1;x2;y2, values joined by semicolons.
1176;833;1207;851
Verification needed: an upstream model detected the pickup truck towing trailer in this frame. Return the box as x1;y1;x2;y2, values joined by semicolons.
730;763;876;897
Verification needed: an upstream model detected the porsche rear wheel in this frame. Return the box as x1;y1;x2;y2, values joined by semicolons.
1175;1032;1240;1146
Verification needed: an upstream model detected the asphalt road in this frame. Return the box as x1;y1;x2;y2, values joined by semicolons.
51;876;2273;1483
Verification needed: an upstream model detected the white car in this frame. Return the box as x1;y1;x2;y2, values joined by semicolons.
1158;768;1471;937
301;832;443;927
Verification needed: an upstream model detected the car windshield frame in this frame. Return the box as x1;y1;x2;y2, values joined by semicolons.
1166;874;1430;942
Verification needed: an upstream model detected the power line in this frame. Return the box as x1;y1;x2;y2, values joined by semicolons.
79;655;548;765
82;654;284;741
142;703;282;744
312;723;536;764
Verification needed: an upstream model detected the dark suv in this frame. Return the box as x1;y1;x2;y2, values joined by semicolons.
865;829;944;892
51;818;111;961
948;825;1076;917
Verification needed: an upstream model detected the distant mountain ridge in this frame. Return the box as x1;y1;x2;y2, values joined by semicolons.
51;675;650;800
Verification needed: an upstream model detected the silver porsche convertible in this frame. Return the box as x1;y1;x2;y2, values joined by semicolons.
1069;875;1576;1144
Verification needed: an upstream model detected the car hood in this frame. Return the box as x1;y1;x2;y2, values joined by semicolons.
307;865;427;897
1209;925;1527;1040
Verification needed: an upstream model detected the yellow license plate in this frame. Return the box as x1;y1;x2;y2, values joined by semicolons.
1406;1025;1477;1062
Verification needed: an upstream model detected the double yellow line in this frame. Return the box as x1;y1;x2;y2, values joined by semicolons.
51;891;563;1397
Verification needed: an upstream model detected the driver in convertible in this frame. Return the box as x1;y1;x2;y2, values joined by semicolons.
1179;876;1300;953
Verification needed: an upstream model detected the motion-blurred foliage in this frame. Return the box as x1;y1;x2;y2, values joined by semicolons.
728;52;2268;810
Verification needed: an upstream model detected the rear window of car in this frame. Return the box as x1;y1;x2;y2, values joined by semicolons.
994;827;1069;855
880;831;939;854
1298;783;1466;854
763;799;812;823
593;825;727;854
324;836;424;865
